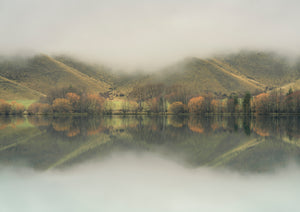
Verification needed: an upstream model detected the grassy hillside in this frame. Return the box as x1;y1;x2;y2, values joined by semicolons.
218;51;298;87
0;55;110;96
54;55;115;86
118;51;299;96
0;51;299;100
0;75;43;100
120;57;265;96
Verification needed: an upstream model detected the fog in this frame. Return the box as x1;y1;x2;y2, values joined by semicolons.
1;153;299;212
1;0;300;69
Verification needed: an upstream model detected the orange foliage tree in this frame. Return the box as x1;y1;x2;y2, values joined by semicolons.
52;98;72;113
85;94;105;114
28;103;52;114
253;93;270;114
188;96;204;114
66;92;81;112
0;99;12;115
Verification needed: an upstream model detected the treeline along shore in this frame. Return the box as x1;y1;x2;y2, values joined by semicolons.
1;84;300;115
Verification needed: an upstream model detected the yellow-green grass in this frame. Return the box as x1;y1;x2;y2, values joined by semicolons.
7;99;37;108
0;75;43;100
0;54;111;96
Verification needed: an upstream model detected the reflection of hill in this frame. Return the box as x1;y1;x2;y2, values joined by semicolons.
0;116;300;172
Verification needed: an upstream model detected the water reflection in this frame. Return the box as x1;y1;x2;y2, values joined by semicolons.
0;115;300;172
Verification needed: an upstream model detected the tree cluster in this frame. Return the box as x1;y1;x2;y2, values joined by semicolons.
0;100;25;115
28;89;105;114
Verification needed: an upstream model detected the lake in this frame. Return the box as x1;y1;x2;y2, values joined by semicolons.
1;115;300;211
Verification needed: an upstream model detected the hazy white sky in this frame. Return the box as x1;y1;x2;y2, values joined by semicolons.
1;0;300;69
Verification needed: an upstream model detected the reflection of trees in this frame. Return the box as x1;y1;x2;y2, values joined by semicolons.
4;115;300;140
2;115;300;172
243;117;251;136
188;117;204;133
0;116;25;130
168;116;187;128
28;116;105;137
188;116;229;134
28;116;52;127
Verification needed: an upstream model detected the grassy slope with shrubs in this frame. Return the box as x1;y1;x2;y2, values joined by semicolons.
0;50;299;101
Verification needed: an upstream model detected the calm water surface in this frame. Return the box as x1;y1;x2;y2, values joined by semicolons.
1;115;300;211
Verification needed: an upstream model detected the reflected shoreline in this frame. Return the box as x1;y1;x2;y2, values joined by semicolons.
0;115;300;172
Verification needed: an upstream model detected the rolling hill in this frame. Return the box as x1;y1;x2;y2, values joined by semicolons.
117;51;300;96
0;55;111;97
217;51;298;87
0;75;43;100
0;51;299;101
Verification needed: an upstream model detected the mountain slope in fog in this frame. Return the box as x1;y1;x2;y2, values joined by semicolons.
0;51;299;100
0;55;111;98
117;51;299;96
218;51;298;87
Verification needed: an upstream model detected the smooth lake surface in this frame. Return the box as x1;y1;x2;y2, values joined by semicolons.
1;115;300;211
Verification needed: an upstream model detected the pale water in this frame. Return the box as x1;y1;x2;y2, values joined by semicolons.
1;116;300;211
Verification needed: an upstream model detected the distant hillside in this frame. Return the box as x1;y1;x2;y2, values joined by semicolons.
217;51;298;87
119;57;266;96
118;51;300;96
0;76;43;100
0;51;299;100
0;55;111;98
54;55;115;86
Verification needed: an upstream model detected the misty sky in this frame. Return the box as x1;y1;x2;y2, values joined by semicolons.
1;0;300;69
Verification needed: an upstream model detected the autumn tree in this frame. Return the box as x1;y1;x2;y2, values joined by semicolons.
42;86;82;104
129;83;165;111
188;96;204;114
66;92;81;112
28;103;52;114
10;101;25;115
168;101;187;114
0;99;12;115
165;84;193;105
211;99;221;114
252;93;270;114
84;94;105;114
52;98;73;113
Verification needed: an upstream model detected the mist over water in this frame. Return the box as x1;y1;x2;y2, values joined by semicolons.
1;153;300;212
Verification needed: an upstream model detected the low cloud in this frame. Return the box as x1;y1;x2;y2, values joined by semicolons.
1;0;300;70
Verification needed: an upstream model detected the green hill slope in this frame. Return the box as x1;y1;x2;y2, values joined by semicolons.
218;51;297;87
119;51;299;96
0;51;299;100
0;75;43;100
54;55;115;86
121;57;266;96
0;55;110;96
